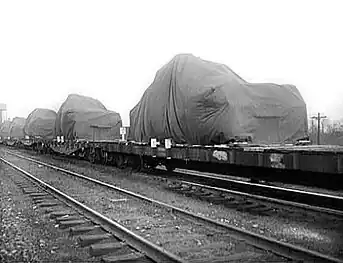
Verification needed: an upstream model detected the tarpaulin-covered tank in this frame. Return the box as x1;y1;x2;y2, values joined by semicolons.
9;117;26;139
24;108;57;139
55;94;122;140
129;54;308;145
0;120;11;139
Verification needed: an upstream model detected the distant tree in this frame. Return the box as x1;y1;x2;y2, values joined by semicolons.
308;118;343;145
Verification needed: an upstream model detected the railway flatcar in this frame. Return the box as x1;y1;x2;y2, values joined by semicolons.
49;93;122;156
46;125;343;189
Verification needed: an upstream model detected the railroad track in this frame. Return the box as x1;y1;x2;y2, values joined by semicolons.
8;148;343;216
0;157;182;263
156;168;343;216
1;151;343;262
9;147;343;215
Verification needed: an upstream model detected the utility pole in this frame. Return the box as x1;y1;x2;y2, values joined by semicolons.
311;113;327;145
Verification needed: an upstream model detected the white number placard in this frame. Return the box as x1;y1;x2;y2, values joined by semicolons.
151;138;157;148
165;138;172;149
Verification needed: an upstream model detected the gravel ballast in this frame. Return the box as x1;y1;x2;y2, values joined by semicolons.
2;152;286;262
2;148;343;260
0;161;101;263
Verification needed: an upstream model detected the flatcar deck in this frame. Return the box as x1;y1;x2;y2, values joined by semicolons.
82;140;343;175
246;144;343;153
43;138;343;189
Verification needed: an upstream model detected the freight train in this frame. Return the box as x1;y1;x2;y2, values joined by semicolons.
1;54;342;188
1;125;343;189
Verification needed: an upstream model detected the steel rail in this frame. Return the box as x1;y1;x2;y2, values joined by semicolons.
3;151;343;263
0;157;186;263
174;179;343;216
176;168;343;200
168;168;343;212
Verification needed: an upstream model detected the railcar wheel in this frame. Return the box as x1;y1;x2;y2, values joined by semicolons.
89;148;96;163
115;154;127;169
107;153;115;166
130;155;144;172
102;150;108;165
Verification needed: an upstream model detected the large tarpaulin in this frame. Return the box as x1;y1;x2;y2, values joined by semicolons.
24;108;57;139
0;120;11;138
129;54;308;145
9;117;26;139
55;94;122;140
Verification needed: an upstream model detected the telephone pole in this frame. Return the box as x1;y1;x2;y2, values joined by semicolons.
311;113;327;145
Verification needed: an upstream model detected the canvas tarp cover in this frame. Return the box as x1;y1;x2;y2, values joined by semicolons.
129;54;308;145
24;108;57;139
55;94;122;140
0;120;11;138
9;117;26;139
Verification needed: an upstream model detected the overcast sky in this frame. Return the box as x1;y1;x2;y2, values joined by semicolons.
1;0;342;125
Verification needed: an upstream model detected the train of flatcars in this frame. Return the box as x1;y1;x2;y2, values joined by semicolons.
1;126;343;189
1;54;343;189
